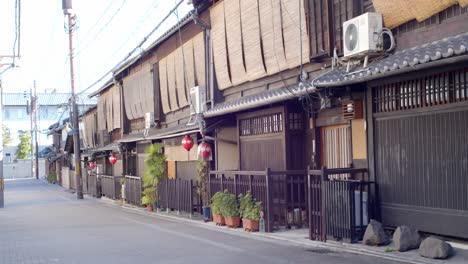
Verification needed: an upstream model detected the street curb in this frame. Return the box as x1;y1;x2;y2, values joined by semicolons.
97;199;438;264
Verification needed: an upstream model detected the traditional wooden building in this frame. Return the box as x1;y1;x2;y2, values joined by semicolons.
80;0;468;240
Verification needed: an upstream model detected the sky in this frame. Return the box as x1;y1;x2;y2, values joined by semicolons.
0;0;192;97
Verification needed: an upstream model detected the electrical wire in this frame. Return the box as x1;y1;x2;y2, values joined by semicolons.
89;0;162;84
75;0;128;57
78;0;185;96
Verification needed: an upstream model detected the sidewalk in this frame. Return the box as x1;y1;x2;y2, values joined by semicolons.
98;197;468;264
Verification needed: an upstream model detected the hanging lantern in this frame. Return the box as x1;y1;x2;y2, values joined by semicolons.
181;135;194;151
198;141;211;160
109;154;118;165
88;161;96;170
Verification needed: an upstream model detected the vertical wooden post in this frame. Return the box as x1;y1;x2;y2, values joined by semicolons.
248;174;253;193
166;177;169;213
220;174;224;192
307;165;312;240
177;179;180;215
189;179;193;218
265;168;272;232
234;174;237;196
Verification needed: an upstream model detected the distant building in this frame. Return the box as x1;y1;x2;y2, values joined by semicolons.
2;92;96;161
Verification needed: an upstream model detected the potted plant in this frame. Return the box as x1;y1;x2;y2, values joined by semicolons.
141;187;156;211
211;191;226;225
239;192;262;232
221;191;240;228
197;160;211;221
141;143;166;212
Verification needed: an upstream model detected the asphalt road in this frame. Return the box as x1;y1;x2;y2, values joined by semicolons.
0;179;401;264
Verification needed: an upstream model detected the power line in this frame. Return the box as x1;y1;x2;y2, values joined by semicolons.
75;0;128;57
99;0;162;64
78;0;185;96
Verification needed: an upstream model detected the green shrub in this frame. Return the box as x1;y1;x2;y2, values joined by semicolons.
47;171;57;184
238;191;262;221
211;191;225;215
220;191;239;217
141;143;166;205
141;187;157;206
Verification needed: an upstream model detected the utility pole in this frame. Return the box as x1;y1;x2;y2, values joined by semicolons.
33;81;38;180
0;79;4;208
63;0;83;199
29;87;33;179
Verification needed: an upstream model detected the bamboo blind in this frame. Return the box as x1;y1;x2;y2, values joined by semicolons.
372;0;414;29
158;57;171;114
142;64;155;118
210;1;232;90
83;112;96;148
183;39;196;100
175;47;189;108
225;0;248;85
97;92;107;131
166;52;180;111
105;89;113;132
410;0;457;22
241;0;266;81
282;0;310;69
193;32;206;87
259;0;288;75
112;84;121;130
122;66;154;120
122;77;133;120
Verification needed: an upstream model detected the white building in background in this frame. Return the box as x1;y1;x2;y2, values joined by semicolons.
2;92;96;161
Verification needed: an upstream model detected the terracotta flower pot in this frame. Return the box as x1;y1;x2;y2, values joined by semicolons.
242;218;259;232
146;204;154;212
225;216;241;228
212;213;225;226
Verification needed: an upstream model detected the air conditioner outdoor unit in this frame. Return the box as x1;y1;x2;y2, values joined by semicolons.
343;12;383;58
145;112;155;129
189;86;205;115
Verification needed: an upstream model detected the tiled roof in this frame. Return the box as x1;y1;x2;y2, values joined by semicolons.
2;93;97;106
314;32;468;87
145;123;200;140
203;83;312;118
116;123;200;143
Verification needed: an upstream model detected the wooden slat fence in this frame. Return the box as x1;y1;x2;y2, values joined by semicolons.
88;173;100;198
158;178;202;215
308;167;376;243
209;170;307;232
101;175;123;200
125;175;142;206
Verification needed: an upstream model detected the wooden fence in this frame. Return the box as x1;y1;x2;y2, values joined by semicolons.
125;175;142;206
88;173;100;198
210;167;376;241
158;178;202;215
308;167;375;243
209;169;308;232
101;175;123;200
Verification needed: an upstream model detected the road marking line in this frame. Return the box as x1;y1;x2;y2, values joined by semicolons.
120;216;244;253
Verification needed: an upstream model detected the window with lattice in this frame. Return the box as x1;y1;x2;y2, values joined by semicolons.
239;113;283;136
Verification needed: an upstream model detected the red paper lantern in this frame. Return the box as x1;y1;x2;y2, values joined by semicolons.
181;135;194;151
109;154;118;165
198;142;211;160
88;161;96;170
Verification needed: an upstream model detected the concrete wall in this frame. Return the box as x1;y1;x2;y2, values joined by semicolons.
3;159;46;179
